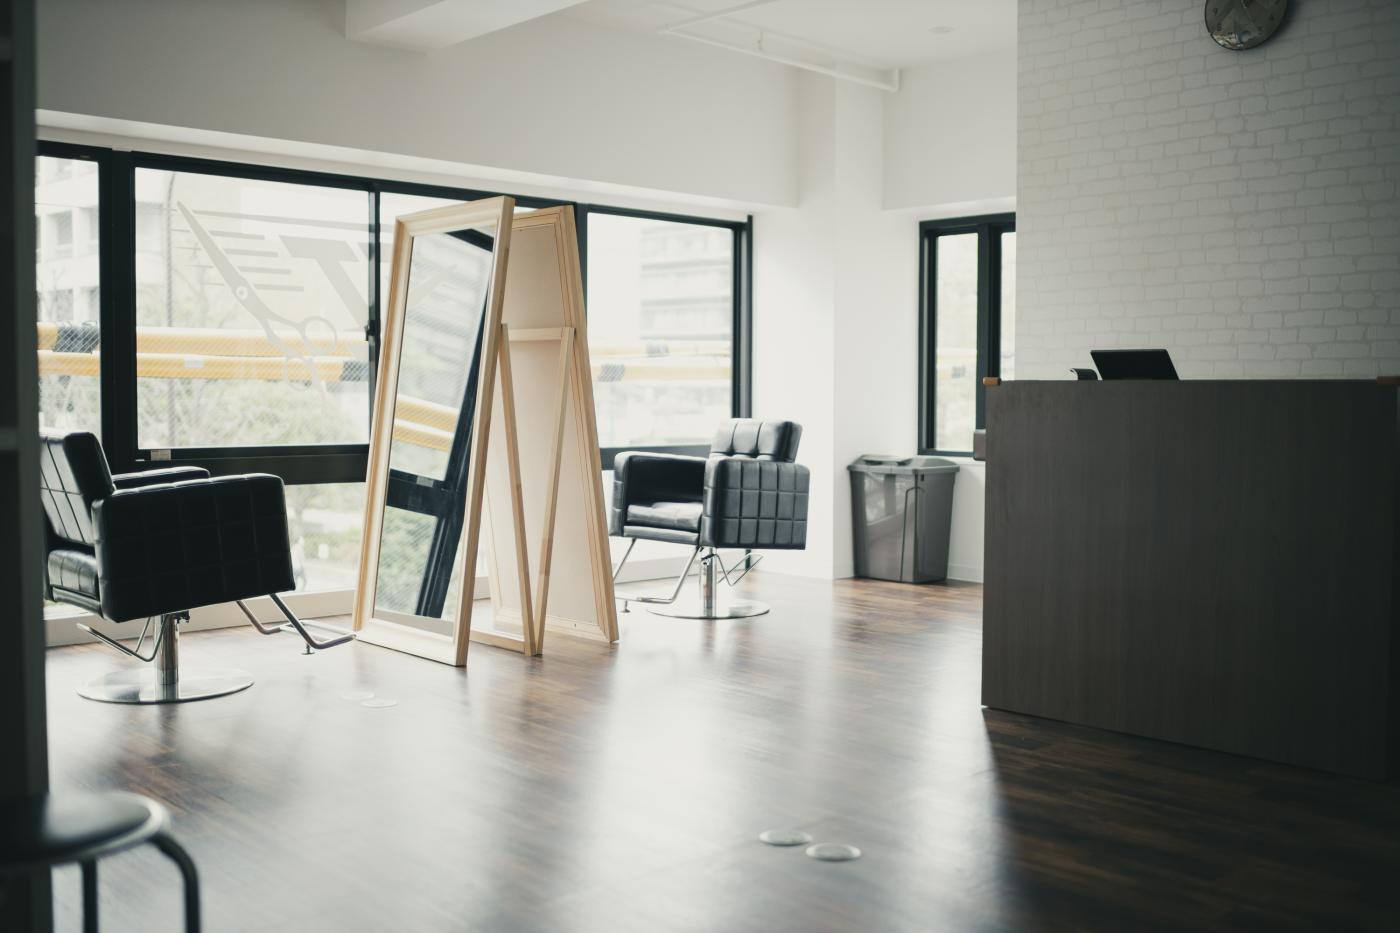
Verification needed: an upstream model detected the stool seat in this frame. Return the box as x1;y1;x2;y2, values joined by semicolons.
0;792;199;931
0;792;167;869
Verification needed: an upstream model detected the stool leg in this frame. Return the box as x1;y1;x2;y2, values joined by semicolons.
152;833;201;933
81;860;98;933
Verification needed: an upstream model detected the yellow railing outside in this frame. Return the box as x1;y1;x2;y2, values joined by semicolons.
36;321;367;358
39;350;360;383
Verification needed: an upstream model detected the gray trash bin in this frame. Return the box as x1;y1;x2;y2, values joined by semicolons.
849;455;960;583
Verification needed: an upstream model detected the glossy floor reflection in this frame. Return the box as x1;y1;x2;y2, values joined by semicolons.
44;575;1400;932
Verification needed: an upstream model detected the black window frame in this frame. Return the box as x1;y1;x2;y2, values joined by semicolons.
918;213;1015;457
36;141;753;483
576;203;753;468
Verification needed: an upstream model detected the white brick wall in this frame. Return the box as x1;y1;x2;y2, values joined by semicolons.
1017;0;1400;378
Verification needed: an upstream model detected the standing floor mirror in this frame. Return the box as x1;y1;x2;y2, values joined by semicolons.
352;197;516;665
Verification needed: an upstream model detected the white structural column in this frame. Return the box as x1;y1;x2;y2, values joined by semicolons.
752;74;919;579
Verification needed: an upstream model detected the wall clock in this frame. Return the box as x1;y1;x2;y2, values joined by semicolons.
1204;0;1288;50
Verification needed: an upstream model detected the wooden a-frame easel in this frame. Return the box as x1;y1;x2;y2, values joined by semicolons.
475;205;618;657
353;201;617;665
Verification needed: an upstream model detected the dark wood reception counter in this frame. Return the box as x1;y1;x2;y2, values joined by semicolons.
982;380;1398;779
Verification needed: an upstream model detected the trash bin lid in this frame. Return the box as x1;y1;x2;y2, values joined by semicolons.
847;455;960;475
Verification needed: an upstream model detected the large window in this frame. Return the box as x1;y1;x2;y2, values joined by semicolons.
35;144;753;598
919;214;1015;455
583;209;749;457
133;167;372;451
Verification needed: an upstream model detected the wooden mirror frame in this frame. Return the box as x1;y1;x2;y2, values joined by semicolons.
351;196;515;666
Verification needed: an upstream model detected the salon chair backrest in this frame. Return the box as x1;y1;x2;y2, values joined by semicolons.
708;420;801;463
39;432;114;549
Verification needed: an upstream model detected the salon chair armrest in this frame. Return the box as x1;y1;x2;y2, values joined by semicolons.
700;456;810;550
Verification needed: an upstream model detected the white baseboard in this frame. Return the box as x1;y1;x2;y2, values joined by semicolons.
945;562;984;584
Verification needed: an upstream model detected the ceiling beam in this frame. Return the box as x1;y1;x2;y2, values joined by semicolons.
658;3;900;92
346;0;589;52
663;0;778;31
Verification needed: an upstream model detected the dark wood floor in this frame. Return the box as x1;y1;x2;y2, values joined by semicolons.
44;575;1400;932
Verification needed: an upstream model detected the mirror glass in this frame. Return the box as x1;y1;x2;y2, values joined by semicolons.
372;220;498;632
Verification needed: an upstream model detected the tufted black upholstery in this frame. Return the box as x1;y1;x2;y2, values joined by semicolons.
39;433;114;548
611;419;809;551
39;432;297;623
627;500;703;532
700;455;808;549
609;452;705;538
47;550;102;615
709;420;802;462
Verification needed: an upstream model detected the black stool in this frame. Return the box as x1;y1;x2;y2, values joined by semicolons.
0;792;199;932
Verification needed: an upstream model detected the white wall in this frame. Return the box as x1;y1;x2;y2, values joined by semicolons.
37;0;798;208
1018;0;1400;378
945;459;985;583
884;49;1018;213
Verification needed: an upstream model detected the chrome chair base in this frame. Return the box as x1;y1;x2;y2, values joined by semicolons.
78;667;254;704
625;546;770;621
76;594;352;704
78;611;252;704
648;598;770;620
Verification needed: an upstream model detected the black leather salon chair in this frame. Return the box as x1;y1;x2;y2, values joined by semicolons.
609;419;809;619
40;432;351;704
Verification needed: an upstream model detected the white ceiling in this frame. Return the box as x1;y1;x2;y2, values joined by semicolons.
565;0;1017;70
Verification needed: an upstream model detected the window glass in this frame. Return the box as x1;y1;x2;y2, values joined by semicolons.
35;155;101;437
80;206;99;244
38;156;71;184
48;289;74;322
49;210;74;254
932;233;979;453
586;213;733;448
1000;232;1016;381
133;169;371;449
284;483;367;592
